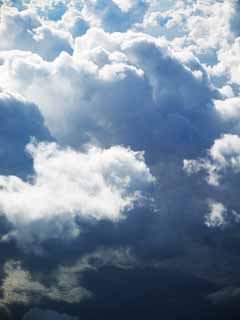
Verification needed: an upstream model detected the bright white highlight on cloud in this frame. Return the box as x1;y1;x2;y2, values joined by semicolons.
0;140;154;246
184;134;240;186
206;201;227;228
184;134;240;228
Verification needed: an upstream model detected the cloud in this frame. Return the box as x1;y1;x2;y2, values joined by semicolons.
0;304;11;320
0;28;220;161
207;286;240;305
230;0;240;36
184;134;240;228
22;308;78;320
0;6;73;61
1;260;91;305
184;134;240;186
60;8;89;38
0;140;154;248
79;0;148;32
205;201;227;228
211;37;240;88
1;1;240;318
0;88;51;177
0;248;136;307
215;97;240;121
138;0;240;95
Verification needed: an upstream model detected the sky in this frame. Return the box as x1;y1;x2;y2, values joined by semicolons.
0;0;240;319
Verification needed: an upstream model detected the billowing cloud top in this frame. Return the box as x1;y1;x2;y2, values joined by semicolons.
0;0;240;319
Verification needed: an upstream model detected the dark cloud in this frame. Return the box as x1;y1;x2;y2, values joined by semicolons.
22;308;77;320
0;89;51;177
0;304;12;320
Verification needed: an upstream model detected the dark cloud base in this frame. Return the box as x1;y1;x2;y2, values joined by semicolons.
6;266;240;320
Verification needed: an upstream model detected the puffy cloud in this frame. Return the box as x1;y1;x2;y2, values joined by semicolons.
79;0;148;32
138;0;240;96
184;134;240;186
205;201;227;228
211;37;240;87
6;0;148;33
214;97;240;128
0;140;154;247
59;8;89;38
28;0;68;21
139;0;233;55
184;134;240;228
0;28;220;160
0;6;73;60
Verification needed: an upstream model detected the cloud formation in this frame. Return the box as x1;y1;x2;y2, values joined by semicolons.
184;134;240;187
0;140;154;247
0;1;240;318
0;6;73;60
1;259;91;305
0;27;220;161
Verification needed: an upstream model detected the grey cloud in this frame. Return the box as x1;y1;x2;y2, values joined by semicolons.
0;260;91;305
0;88;51;177
230;0;240;36
207;286;240;305
23;308;78;320
0;304;11;320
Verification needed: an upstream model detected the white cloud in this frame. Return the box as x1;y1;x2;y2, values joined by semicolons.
184;134;240;186
184;134;240;228
112;0;145;12
0;28;219;159
0;6;73;60
0;140;154;247
205;201;227;228
211;37;240;87
215;97;240;123
79;0;148;32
